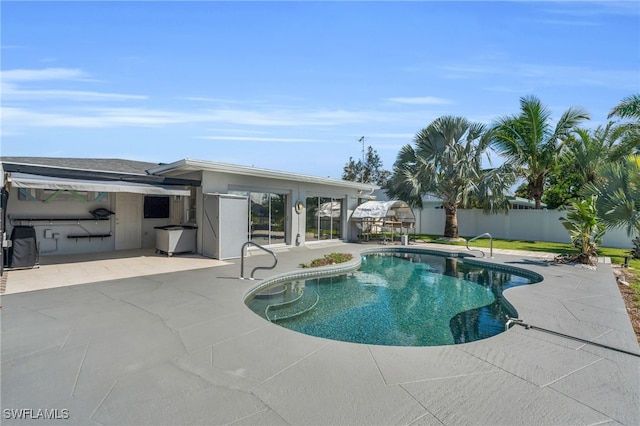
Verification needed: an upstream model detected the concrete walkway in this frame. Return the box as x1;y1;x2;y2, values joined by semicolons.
1;242;639;425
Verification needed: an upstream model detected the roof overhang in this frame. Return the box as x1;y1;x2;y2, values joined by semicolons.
8;173;190;196
148;159;379;192
1;161;200;187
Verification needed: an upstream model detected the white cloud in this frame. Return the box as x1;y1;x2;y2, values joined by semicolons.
1;107;110;128
202;108;382;127
442;62;638;90
539;1;640;18
1;105;389;129
2;67;146;102
388;96;453;105
198;136;321;143
3;86;147;101
2;68;87;82
180;96;244;103
368;133;415;139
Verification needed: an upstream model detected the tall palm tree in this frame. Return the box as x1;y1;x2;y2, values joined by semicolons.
491;95;589;209
582;155;640;240
385;116;515;239
608;93;640;157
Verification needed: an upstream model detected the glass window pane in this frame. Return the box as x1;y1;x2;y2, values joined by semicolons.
306;197;319;240
250;192;270;246
270;193;287;245
332;198;343;239
318;197;332;240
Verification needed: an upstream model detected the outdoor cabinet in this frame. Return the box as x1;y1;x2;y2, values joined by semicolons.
202;193;248;260
154;225;197;256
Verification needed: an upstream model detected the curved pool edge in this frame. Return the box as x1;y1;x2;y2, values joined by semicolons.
242;256;363;302
360;245;544;283
243;245;544;310
358;246;546;326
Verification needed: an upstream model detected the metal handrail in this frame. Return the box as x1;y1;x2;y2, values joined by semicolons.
466;232;493;258
240;241;278;280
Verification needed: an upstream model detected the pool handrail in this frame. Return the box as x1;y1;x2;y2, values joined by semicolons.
466;232;493;258
240;241;278;280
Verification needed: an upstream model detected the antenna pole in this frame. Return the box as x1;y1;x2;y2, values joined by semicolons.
359;136;365;163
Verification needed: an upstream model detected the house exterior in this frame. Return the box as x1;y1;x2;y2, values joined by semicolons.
1;157;377;261
147;159;377;258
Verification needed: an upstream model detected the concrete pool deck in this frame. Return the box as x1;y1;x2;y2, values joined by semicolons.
1;242;639;425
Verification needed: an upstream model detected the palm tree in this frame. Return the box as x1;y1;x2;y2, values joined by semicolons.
491;95;589;209
385;116;515;239
609;94;640;120
582;155;640;240
608;94;640;157
558;196;605;265
561;123;626;187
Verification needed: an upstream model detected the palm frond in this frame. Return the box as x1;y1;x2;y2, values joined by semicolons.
582;155;640;237
608;93;640;120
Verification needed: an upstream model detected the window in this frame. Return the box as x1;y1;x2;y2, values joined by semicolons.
143;196;170;218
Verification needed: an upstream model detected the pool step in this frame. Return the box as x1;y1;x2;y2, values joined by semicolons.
254;284;287;299
265;289;319;321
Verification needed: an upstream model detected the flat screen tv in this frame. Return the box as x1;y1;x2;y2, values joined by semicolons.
144;196;170;219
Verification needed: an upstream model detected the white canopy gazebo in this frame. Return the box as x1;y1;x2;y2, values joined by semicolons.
350;200;415;241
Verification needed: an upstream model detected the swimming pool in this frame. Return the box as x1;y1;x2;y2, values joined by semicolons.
245;249;542;346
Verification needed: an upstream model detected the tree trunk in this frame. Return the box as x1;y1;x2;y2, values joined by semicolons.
531;175;545;209
444;205;458;238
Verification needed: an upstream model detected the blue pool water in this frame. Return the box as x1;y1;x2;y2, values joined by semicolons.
246;251;541;346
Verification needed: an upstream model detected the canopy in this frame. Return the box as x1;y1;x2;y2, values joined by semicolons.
350;200;415;223
9;173;191;196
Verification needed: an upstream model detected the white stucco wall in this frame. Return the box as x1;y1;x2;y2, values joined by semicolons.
196;170;364;255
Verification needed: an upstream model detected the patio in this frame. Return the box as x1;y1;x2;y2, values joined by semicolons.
1;242;638;425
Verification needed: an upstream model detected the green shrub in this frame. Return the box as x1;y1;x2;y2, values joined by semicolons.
299;252;353;268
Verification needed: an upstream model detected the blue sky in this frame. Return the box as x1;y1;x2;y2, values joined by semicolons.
2;1;639;179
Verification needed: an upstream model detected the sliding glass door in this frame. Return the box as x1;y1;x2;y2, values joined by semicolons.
305;197;343;241
230;191;288;246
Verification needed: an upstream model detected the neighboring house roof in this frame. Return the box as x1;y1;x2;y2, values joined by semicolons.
370;192;546;209
509;196;547;209
148;158;379;192
371;189;441;205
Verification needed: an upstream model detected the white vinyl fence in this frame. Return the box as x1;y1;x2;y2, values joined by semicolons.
414;208;634;249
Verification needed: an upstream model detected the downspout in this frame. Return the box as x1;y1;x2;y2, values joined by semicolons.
358;185;376;198
1;172;10;274
295;183;303;246
352;185;376;241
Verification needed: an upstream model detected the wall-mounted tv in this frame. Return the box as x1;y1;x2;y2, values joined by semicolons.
144;196;170;219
